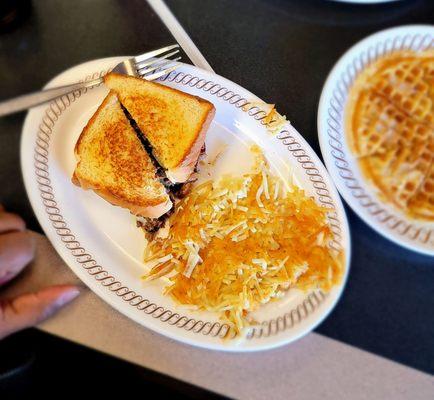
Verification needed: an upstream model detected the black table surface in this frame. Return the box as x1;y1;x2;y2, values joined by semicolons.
0;0;433;377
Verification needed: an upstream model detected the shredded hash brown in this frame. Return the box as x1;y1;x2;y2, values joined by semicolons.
142;147;343;335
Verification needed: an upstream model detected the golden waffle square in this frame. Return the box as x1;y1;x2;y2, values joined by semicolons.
346;50;434;220
408;163;434;221
371;55;434;127
348;90;407;157
361;135;433;208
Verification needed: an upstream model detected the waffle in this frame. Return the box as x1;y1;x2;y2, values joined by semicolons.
421;57;434;115
371;54;434;127
408;162;434;220
361;135;433;208
349;89;412;157
346;50;434;220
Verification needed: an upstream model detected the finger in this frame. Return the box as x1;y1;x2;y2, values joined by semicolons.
0;212;26;234
0;231;35;285
0;285;80;340
0;204;4;212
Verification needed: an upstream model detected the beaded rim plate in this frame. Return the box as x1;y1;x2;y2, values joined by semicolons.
318;25;434;256
21;58;350;351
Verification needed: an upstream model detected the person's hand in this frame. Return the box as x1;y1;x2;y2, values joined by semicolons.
0;205;79;340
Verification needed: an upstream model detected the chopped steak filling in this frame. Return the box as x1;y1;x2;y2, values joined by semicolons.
137;204;174;233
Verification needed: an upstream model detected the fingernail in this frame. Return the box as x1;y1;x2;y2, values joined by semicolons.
55;288;80;308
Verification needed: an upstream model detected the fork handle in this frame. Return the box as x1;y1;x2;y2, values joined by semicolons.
0;77;104;117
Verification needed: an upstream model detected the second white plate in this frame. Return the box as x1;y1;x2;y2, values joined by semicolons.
318;25;434;256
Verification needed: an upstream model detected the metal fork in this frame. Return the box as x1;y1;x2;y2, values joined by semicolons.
0;44;181;117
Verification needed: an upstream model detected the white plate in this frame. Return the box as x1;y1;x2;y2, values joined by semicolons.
318;25;434;256
21;58;350;351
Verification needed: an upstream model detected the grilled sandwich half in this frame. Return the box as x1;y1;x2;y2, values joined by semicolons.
73;91;173;227
73;74;215;233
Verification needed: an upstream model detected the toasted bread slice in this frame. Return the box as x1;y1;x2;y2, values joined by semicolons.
104;72;215;183
73;92;172;218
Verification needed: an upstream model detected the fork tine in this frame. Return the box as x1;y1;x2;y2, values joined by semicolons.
134;44;179;64
135;49;180;70
143;63;181;81
138;57;181;75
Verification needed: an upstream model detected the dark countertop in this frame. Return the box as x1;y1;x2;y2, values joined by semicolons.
0;0;433;376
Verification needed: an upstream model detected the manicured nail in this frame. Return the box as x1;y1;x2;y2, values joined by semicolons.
55;288;80;308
